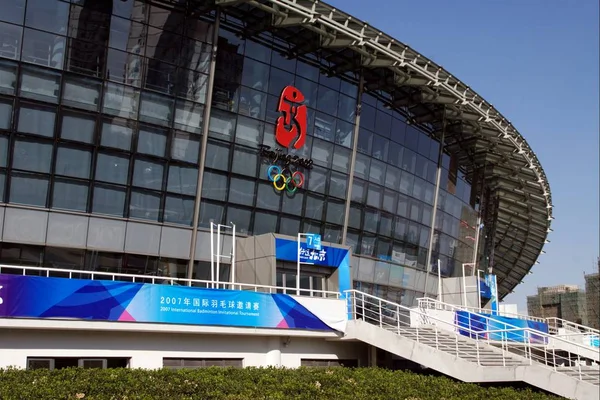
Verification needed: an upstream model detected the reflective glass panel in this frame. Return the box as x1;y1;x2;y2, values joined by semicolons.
95;153;129;185
164;195;194;226
103;82;139;119
129;190;161;221
140;91;174;127
171;132;200;163
12;139;52;173
0;0;25;25
167;165;197;196
55;146;91;179
92;184;126;217
0;100;11;130
52;179;88;212
60;113;95;143
0;60;18;94
137;126;167;157
62;75;101;111
21;28;65;69
18;105;55;137
9;172;48;207
132;159;164;190
101;120;133;150
25;0;69;35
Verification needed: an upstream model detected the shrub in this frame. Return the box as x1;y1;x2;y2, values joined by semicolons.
0;367;561;400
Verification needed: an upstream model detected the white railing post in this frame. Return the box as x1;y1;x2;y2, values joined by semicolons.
210;222;215;289
378;299;383;327
216;223;221;289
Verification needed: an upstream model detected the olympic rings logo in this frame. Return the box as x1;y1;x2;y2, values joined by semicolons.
267;165;304;193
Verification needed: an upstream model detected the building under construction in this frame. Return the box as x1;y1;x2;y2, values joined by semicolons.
527;284;588;325
584;258;600;329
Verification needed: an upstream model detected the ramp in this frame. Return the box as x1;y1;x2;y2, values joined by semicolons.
345;290;599;400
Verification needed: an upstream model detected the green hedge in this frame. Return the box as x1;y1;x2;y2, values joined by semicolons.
0;367;561;400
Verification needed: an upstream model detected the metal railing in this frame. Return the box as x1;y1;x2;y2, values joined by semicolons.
0;265;341;299
345;290;599;384
417;297;546;323
417;297;600;354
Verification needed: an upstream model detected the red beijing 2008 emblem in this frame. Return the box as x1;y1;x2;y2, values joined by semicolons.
275;86;307;149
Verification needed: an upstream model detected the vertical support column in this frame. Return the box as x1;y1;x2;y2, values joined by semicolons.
187;10;221;282
341;72;364;246
265;337;282;367
424;107;446;297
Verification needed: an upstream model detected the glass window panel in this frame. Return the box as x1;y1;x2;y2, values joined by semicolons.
106;48;142;87
418;134;431;157
25;0;69;35
413;177;426;202
55;146;91;179
328;171;347;199
281;190;303;215
399;171;414;196
357;128;371;154
103;82;139;119
13;139;52;173
238;86;267;120
360;235;376;258
388;142;403;168
305;194;325;221
379;214;393;238
332;145;350;172
242;58;269;92
371;135;388;162
402;148;417;174
366;184;382;208
374;260;391;284
0;0;25;25
385;166;401;191
52;179;88;212
18;105;55;137
294;76;318;109
405;126;420;152
199;200;224;228
66;37;106;78
335;120;354;148
348;206;361;229
359;104;376;132
337;94;355;123
311;138;333;168
167;165;197;196
92;184;126;216
0;22;22;61
204;140;229;171
208;109;236;141
21;28;65;69
164;195;194;226
268;67;294;97
353;153;370;180
316;86;338;116
101;120;133;151
391;116;406;143
0;99;12;130
313;112;336;142
382;190;397;214
408;222;420;245
397;194;409;218
60;113;95;144
109;16;145;54
0;135;7;167
226;206;252;235
363;209;379;233
409;200;422;222
279;216;301;237
231;145;258;177
175;68;208;103
129;190;161;221
145;27;181;64
422;204;432;227
174;100;203;133
137;126;167;157
171;132;200;164
351;179;366;203
9;172;48;207
296;60;319;82
319;74;340;91
375;110;392;138
235;115;262;145
202;171;227;201
430;140;440;162
307;167;327;194
95;153;129;185
253;211;277;235
228;177;255;206
369;159;386;185
62;75;101;111
133;159;164;190
325;200;345;225
0;60;17;95
394;218;408;241
256;181;280;210
139;91;174;127
324;225;342;244
19;65;60;103
244;38;270;63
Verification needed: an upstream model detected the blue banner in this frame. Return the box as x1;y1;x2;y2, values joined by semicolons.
275;238;351;295
0;274;333;331
484;274;498;315
455;310;549;344
479;279;492;299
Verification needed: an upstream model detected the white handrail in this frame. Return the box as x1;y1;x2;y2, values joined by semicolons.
417;297;599;353
0;264;341;299
546;317;600;336
345;290;599;384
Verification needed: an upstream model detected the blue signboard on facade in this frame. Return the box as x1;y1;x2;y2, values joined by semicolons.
274;238;351;296
305;233;322;251
0;274;334;331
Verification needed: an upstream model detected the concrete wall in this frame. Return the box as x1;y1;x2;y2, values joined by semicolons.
0;328;367;369
441;276;480;308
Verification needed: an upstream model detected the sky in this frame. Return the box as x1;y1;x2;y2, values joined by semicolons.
327;0;600;311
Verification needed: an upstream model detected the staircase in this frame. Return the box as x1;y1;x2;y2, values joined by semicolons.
344;290;599;400
417;297;600;363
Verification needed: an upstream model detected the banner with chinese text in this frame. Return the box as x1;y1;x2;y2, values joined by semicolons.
0;274;342;332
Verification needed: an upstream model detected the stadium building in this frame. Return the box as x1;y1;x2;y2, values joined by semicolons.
4;3;596;400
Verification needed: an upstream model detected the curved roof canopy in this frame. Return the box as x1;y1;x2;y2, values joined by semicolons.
212;0;553;299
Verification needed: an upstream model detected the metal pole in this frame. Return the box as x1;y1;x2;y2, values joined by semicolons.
424;107;446;297
210;223;215;288
462;263;467;307
296;233;301;296
231;223;236;288
187;10;221;283
341;73;364;245
216;224;221;288
437;259;443;302
472;216;482;266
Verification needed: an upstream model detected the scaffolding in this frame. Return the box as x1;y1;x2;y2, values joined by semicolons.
526;284;584;324
585;268;600;330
